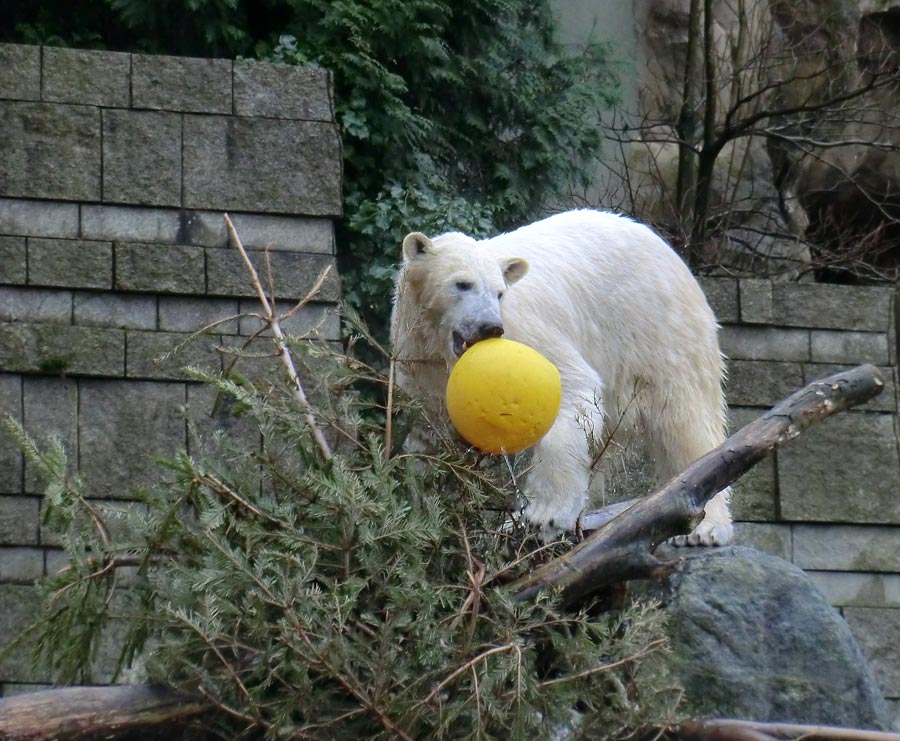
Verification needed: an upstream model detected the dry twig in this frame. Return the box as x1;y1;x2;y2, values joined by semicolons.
223;213;332;462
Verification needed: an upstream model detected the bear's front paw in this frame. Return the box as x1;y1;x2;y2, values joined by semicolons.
669;518;733;547
521;499;580;543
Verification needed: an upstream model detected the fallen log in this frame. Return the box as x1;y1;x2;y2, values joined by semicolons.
0;684;209;741
675;718;900;741
510;363;885;604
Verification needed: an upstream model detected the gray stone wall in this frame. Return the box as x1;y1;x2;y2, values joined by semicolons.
700;277;900;725
0;41;898;723
0;44;342;695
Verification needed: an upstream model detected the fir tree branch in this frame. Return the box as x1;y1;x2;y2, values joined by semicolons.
223;213;333;462
423;642;516;705
538;638;667;688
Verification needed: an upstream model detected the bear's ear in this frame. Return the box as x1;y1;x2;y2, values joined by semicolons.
500;257;529;285
402;232;433;262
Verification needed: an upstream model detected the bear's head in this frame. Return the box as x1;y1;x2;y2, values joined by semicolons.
399;230;529;361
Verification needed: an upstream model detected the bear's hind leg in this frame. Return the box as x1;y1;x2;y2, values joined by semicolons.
643;382;733;546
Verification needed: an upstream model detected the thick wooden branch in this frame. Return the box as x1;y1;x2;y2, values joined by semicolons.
0;684;209;741
510;364;885;604
676;718;900;741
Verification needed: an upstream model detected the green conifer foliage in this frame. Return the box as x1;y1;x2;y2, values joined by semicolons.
6;339;681;739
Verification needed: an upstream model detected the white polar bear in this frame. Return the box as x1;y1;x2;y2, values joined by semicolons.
390;209;732;545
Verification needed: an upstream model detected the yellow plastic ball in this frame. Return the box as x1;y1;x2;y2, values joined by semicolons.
446;338;562;455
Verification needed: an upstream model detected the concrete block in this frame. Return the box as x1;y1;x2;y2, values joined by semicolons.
233;61;333;120
810;330;889;365
0;197;79;238
73;292;157;330
810;572;900;608
184;211;335;254
183;115;342;215
158;296;239;335
42;47;130;107
732;522;792;560
206;249;340;301
727;407;779;521
738;279;773;324
725;360;804;407
102;110;181;207
887;700;900;731
126;330;222;380
0;321;125;377
719;325;810;362
0;236;27;284
779;412;900;524
0;584;47;682
844;607;900;696
81;205;181;244
0;287;72;323
771;283;894;332
79;380;186;498
43;547;68;574
28;238;113;290
0;546;44;582
237;300;341;340
115;242;204;294
132;53;231;113
0;375;23;493
0;497;39;545
185;382;261;458
697;277;738;323
22;376;78;494
794;524;900;572
732;452;778;521
0;44;40;100
0;102;101;201
803;364;896;413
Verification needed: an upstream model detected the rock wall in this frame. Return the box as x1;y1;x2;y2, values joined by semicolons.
699;276;900;727
0;44;342;695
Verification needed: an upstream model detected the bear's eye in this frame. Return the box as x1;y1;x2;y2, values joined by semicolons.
498;291;505;300
455;281;474;292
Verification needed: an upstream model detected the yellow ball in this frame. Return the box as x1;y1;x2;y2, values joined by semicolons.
446;338;562;455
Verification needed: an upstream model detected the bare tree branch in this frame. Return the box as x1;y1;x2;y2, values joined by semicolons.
509;364;885;604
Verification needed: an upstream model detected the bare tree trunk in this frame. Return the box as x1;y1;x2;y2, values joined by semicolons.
689;0;720;260
510;364;884;605
0;685;209;741
676;0;704;238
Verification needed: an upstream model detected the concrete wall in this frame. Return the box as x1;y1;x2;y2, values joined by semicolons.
0;43;342;694
700;277;900;724
1;40;899;722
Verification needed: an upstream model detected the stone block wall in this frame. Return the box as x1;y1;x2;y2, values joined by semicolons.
700;277;900;724
0;44;342;695
1;41;899;723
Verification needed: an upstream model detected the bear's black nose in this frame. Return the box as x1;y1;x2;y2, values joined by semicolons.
476;322;504;341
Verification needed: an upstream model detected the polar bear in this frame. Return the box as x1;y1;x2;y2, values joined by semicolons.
390;209;732;545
